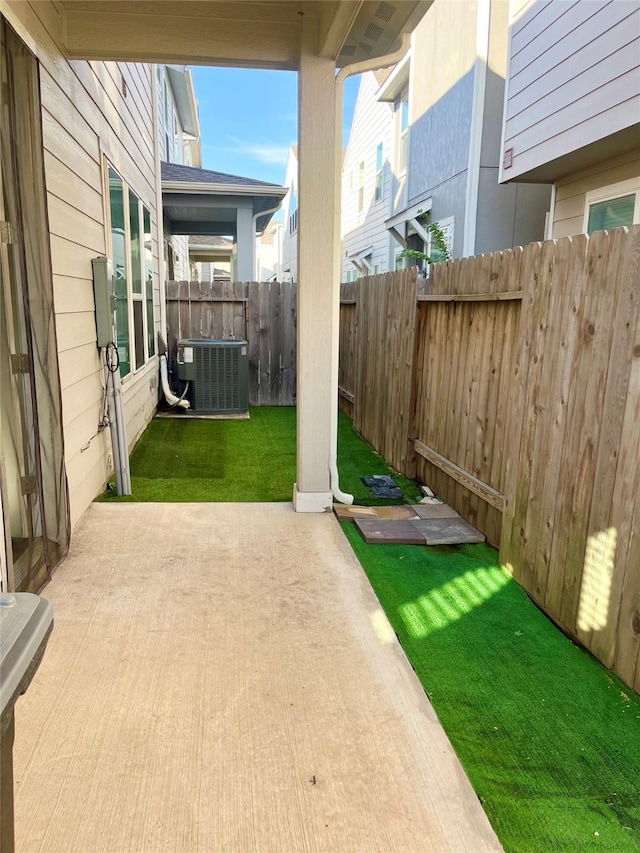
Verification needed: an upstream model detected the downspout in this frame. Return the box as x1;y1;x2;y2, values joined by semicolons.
252;203;283;281
330;33;412;505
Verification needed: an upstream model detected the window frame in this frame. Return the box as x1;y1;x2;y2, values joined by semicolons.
398;89;409;175
358;160;365;213
105;160;156;381
374;143;384;203
427;215;454;263
583;178;640;235
288;187;298;236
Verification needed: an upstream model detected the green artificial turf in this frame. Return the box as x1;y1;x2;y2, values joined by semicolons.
97;408;297;502
98;406;640;852
96;408;417;504
342;525;640;853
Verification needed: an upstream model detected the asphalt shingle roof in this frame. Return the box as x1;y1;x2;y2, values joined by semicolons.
161;161;282;189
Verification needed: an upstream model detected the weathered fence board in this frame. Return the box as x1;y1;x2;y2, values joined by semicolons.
344;270;417;477
166;280;296;406
412;250;522;545
338;226;640;693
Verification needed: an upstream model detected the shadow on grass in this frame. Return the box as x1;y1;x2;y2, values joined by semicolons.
341;527;640;853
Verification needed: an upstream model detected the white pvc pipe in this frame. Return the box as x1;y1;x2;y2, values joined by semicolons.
106;369;123;495
160;353;190;409
327;35;412;506
330;455;354;505
112;369;132;495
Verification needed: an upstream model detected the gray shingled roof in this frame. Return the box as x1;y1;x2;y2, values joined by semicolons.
161;161;282;189
188;235;233;249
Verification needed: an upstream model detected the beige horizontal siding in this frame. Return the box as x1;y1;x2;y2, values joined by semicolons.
3;0;161;529
47;195;105;252
53;276;96;315
43;150;104;223
57;343;104;388
552;151;640;238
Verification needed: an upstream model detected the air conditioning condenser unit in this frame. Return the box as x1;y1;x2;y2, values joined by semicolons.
176;339;249;415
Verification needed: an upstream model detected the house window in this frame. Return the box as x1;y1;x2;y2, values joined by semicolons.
374;143;384;202
585;181;639;235
428;217;454;263
107;164;155;379
143;208;155;359
289;188;298;235
358;161;365;213
398;90;409;173
394;251;404;271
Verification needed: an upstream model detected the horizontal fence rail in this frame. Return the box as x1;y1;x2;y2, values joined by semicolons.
339;226;640;694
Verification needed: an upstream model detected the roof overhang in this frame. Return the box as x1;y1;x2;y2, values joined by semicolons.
58;1;431;70
163;183;287;238
385;197;432;231
500;124;640;184
165;66;200;138
385;197;432;248
377;51;410;102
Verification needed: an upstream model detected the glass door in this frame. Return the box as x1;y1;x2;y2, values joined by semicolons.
0;29;46;592
0;19;69;592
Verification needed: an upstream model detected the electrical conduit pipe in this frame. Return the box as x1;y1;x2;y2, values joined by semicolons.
328;34;412;505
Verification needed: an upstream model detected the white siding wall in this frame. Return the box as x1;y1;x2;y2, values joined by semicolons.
281;147;298;281
4;1;161;528
502;0;640;181
341;72;394;280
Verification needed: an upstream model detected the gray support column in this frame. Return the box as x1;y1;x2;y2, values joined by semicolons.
293;12;336;512
236;205;254;283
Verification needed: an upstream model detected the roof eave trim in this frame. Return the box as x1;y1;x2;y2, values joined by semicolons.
377;52;411;103
165;66;200;138
162;181;288;197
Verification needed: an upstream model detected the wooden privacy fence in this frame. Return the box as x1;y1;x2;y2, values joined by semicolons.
339;226;640;693
166;280;296;406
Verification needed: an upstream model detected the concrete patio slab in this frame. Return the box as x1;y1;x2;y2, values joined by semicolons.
13;503;501;853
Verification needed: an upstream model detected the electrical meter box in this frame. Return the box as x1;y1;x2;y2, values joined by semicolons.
92;257;116;347
176;339;249;415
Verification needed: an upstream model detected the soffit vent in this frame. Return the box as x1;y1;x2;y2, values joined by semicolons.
375;2;396;22
364;22;384;41
341;44;356;56
358;41;373;56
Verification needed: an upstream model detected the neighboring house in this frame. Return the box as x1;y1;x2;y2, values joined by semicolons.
189;236;233;282
256;221;283;282
157;65;201;281
161;162;286;283
342;0;552;278
341;70;395;281
281;145;298;282
500;0;640;239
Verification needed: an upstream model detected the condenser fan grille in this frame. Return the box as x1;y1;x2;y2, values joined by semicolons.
194;345;240;413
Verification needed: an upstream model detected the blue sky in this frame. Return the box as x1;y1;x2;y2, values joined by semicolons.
190;66;360;186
